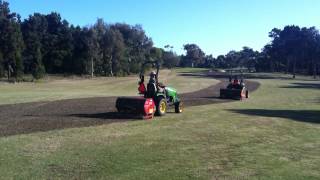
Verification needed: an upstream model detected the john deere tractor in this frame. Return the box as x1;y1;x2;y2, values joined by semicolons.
116;61;183;119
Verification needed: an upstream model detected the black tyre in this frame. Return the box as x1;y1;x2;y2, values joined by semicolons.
220;89;226;99
156;97;167;116
246;90;249;98
175;101;183;113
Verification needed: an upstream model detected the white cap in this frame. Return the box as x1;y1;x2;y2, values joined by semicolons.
150;71;156;76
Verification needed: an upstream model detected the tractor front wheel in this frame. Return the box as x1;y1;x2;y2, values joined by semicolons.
175;101;183;113
156;98;167;116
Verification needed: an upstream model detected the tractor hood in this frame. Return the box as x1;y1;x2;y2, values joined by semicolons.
165;86;177;97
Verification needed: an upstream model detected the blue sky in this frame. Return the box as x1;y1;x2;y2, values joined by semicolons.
8;0;320;56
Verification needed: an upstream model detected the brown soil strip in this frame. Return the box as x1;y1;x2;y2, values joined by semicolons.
0;72;260;137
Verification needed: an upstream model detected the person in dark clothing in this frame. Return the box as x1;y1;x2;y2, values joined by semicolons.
149;71;156;84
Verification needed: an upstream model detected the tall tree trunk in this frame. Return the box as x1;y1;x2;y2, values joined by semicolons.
313;59;317;79
292;57;296;79
318;63;320;79
109;55;113;77
286;57;290;74
91;57;94;78
7;64;11;82
7;67;10;82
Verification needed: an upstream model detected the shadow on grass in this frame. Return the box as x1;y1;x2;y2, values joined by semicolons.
70;112;143;120
178;71;294;80
200;96;222;99
229;109;320;124
177;70;209;74
280;82;320;89
178;73;216;79
243;73;293;80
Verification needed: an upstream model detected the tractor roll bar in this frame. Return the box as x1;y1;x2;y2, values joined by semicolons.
139;60;160;84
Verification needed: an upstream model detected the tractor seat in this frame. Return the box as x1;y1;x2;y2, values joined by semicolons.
146;82;157;98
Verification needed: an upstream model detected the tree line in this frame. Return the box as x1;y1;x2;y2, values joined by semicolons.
0;0;180;80
180;26;320;78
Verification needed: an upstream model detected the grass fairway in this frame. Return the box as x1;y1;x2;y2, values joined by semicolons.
0;72;319;179
0;68;217;105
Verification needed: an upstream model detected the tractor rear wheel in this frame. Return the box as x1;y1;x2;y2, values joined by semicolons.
175;101;183;113
156;98;167;116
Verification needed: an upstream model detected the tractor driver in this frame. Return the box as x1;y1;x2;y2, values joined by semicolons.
230;76;242;89
233;76;239;85
149;71;156;84
149;71;166;93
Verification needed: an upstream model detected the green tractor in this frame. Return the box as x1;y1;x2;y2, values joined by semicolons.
116;60;183;119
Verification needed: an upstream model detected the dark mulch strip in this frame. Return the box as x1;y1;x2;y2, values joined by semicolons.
0;72;260;137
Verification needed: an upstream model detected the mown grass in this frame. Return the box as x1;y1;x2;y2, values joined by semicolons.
0;72;319;179
0;68;217;105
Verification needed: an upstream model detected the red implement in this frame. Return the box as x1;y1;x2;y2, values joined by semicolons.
116;97;155;119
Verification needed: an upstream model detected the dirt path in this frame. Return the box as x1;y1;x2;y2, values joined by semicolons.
0;72;260;137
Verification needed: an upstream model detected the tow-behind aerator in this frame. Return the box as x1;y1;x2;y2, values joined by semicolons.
116;61;183;119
